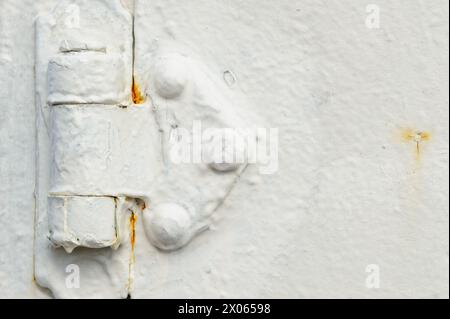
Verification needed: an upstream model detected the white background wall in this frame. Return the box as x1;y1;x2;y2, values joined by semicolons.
0;0;448;298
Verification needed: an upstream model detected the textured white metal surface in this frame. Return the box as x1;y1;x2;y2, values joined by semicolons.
0;0;448;298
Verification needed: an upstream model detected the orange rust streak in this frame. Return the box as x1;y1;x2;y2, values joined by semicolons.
129;212;137;252
131;77;145;104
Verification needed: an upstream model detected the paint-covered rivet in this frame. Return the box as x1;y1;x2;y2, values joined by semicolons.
204;131;246;173
153;56;188;99
142;202;193;251
209;162;240;172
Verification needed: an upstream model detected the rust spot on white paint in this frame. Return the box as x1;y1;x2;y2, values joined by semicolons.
401;128;431;159
131;77;145;104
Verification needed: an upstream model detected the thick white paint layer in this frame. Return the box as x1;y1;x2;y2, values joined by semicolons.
48;105;160;195
48;52;129;105
48;196;117;252
132;0;449;299
32;0;256;298
0;0;448;298
34;0;138;298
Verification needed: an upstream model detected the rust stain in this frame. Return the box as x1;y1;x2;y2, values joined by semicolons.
401;128;431;159
126;210;137;296
129;211;137;252
131;77;145;104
